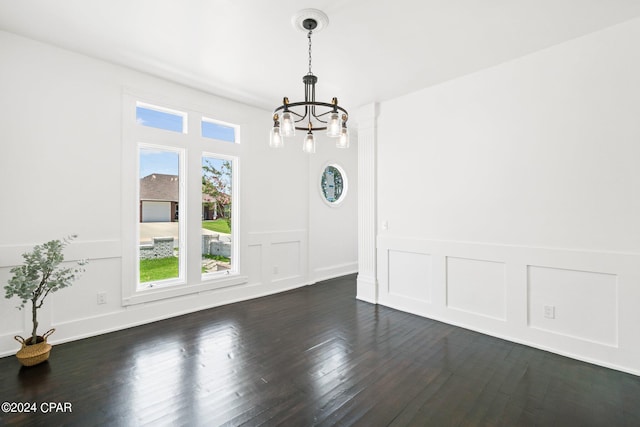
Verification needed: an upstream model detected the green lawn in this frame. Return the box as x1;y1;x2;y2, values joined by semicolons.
139;257;178;283
202;219;230;234
140;221;229;282
140;255;224;281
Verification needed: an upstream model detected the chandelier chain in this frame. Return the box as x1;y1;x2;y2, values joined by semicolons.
307;30;313;75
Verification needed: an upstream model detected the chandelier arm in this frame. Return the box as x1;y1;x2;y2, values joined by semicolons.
295;125;327;132
273;104;307;115
296;114;313;124
310;116;328;124
306;77;313;122
273;103;348;124
275;101;347;111
311;80;316;118
312;110;334;119
287;109;306;119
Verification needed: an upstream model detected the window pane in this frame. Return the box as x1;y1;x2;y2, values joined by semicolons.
202;156;233;275
139;147;182;287
137;104;185;133
201;119;236;142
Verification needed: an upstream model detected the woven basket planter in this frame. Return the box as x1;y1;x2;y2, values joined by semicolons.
14;328;55;367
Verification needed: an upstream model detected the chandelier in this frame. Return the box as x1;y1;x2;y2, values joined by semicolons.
269;9;349;153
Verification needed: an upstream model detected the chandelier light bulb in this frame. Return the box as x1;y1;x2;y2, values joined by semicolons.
302;132;316;153
281;111;296;137
326;112;342;137
337;126;349;148
269;126;284;148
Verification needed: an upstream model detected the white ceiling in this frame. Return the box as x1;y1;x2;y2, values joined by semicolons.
2;1;640;111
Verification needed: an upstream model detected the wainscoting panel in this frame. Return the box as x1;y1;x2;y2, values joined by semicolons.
388;250;432;303
247;244;263;285
446;257;506;321
0;245;29;336
528;266;618;346
271;241;301;282
248;230;307;288
0;295;25;336
377;235;640;375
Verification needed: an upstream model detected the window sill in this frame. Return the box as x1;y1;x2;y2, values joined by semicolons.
122;274;248;306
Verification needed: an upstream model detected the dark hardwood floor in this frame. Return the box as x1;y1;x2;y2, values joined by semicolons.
1;274;639;426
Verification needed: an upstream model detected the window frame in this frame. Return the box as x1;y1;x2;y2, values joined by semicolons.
122;92;246;307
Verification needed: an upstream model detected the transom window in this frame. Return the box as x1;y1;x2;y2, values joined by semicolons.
201;117;237;142
136;103;187;133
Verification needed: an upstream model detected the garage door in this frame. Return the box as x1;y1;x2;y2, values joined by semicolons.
142;201;171;222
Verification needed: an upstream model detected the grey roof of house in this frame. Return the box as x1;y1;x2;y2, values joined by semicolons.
140;174;227;203
140;174;178;202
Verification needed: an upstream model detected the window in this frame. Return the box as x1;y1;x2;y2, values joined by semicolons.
138;146;183;287
136;103;186;133
201;117;236;142
202;155;234;275
320;163;348;206
122;95;244;305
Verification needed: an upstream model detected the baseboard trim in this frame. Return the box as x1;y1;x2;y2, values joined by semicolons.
356;273;378;304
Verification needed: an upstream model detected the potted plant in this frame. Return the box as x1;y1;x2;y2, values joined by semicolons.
4;235;87;366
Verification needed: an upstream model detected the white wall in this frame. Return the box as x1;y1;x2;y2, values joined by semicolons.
375;18;640;374
0;31;357;356
308;135;358;283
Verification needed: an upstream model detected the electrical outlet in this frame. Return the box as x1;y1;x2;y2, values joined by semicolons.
273;266;279;275
544;305;555;319
97;292;107;305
